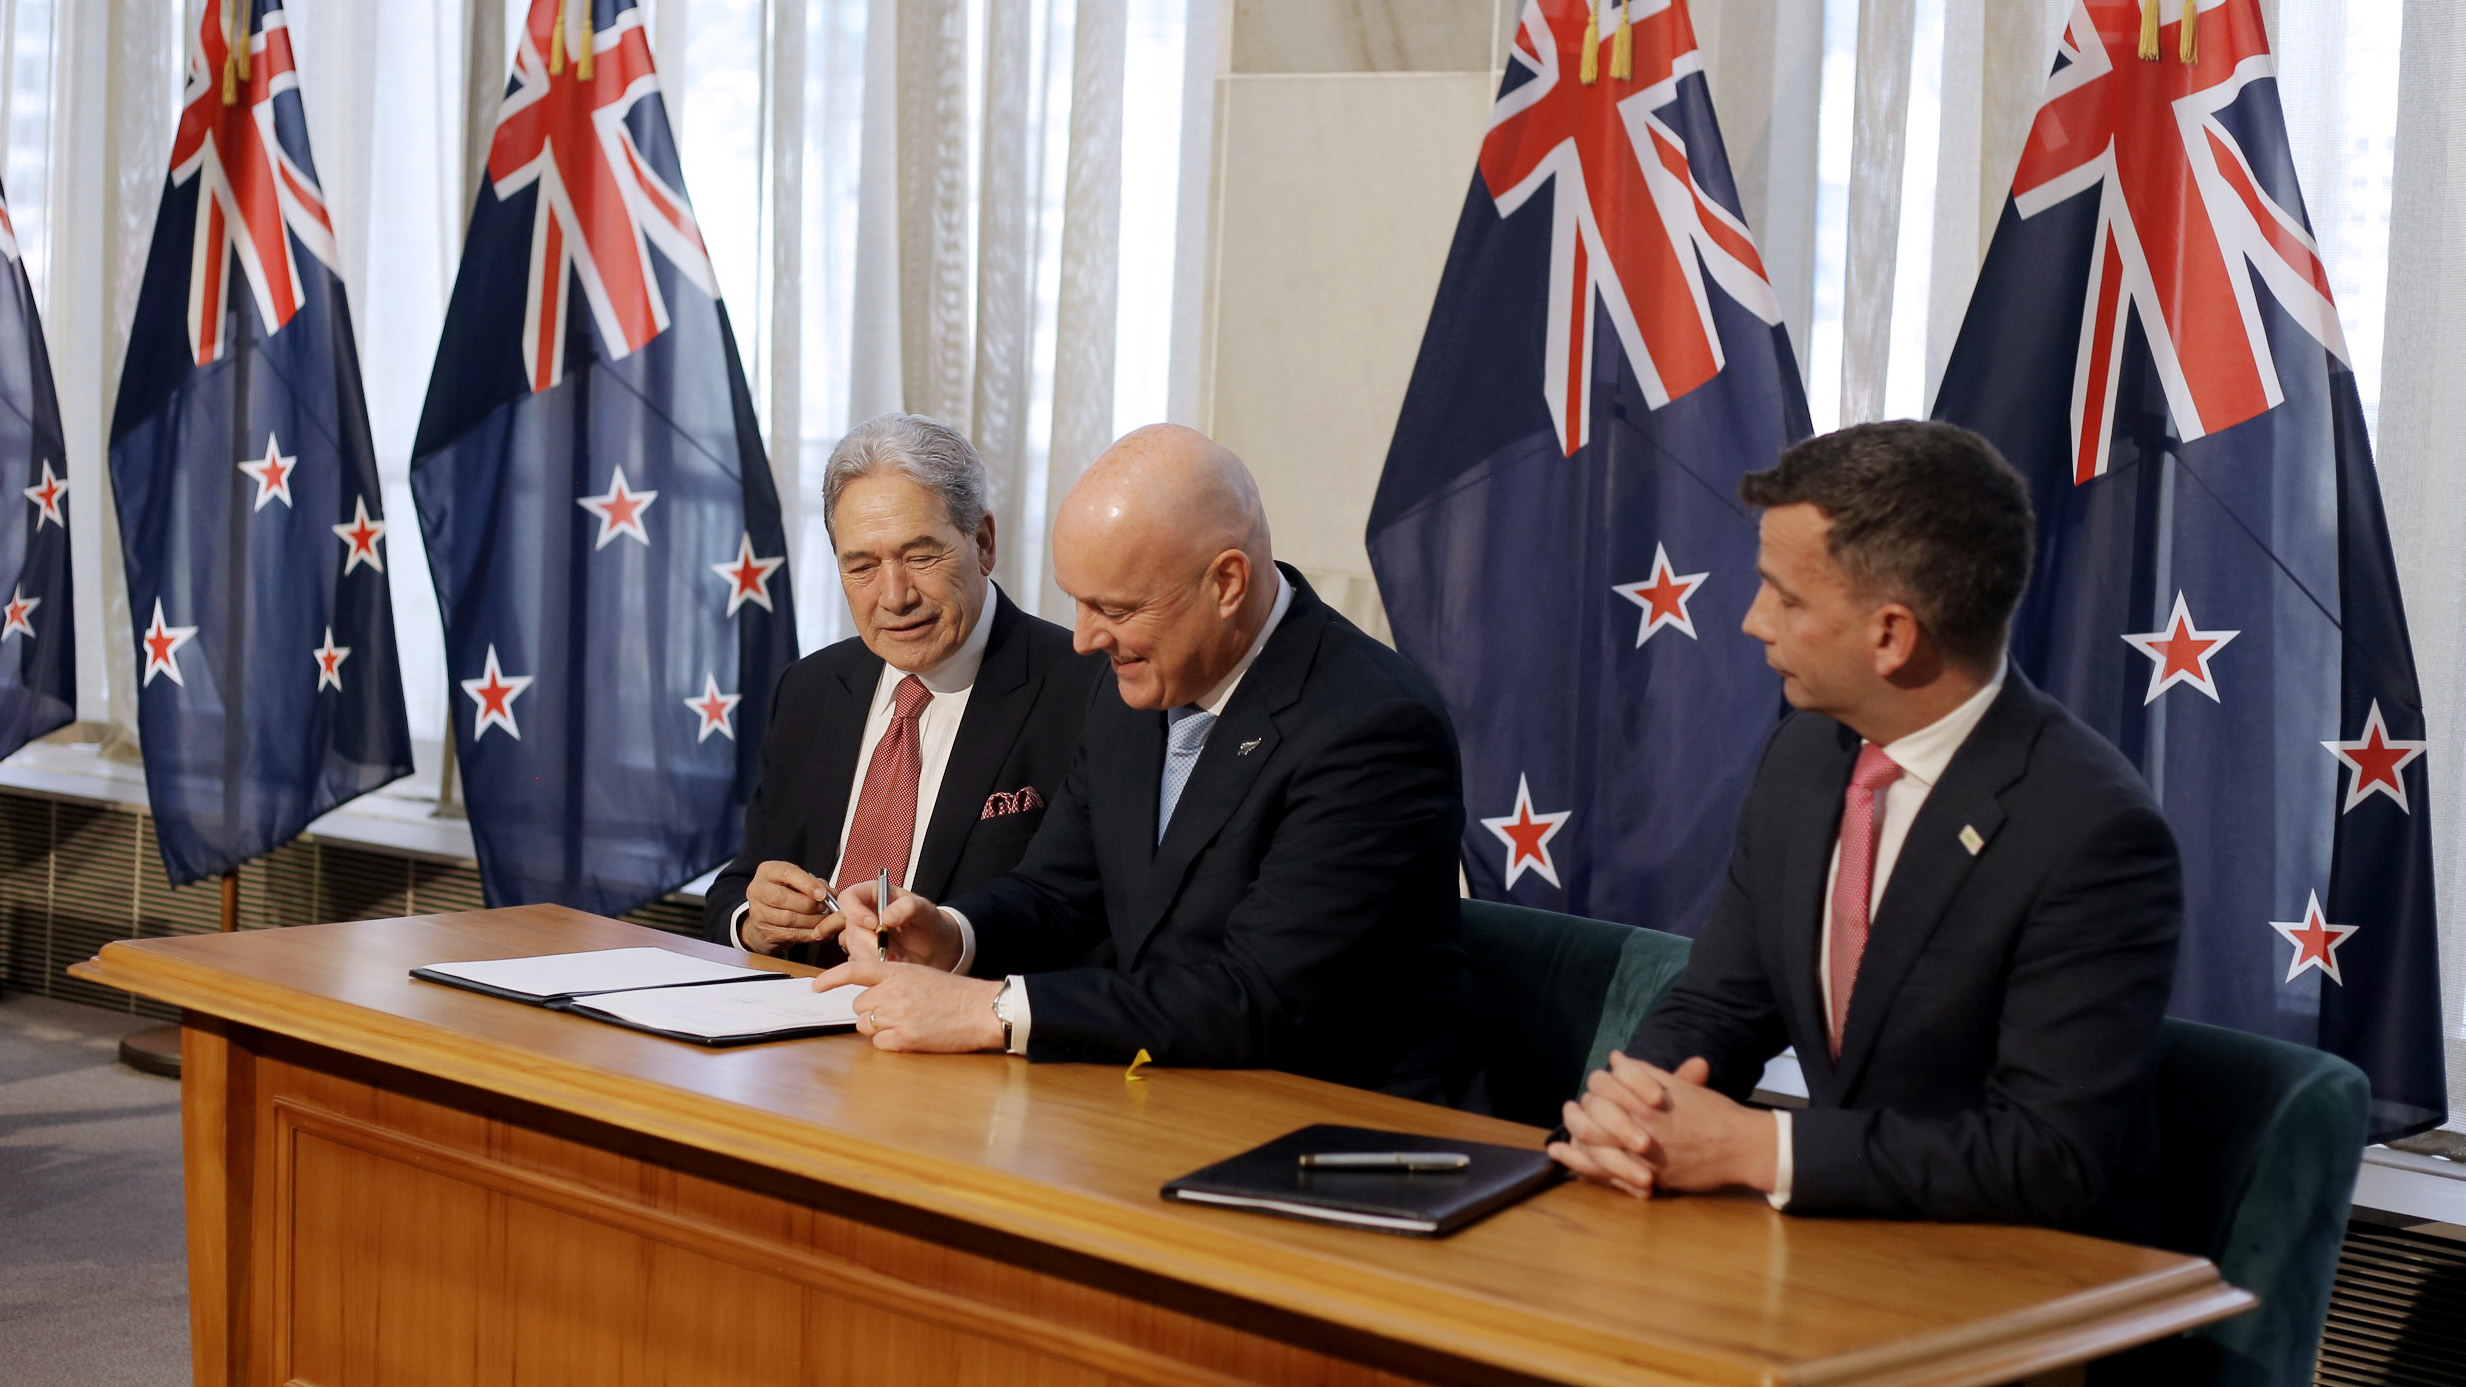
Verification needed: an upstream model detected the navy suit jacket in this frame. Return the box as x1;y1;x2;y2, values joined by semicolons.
1627;672;2182;1237
702;589;1101;943
949;567;1475;1099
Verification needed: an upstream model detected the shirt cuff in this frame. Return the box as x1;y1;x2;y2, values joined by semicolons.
999;975;1032;1056
1767;1109;1794;1210
945;907;976;975
729;901;750;951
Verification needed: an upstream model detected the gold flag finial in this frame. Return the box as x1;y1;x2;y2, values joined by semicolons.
2179;0;2198;63
2138;0;2161;60
1610;0;1634;81
1580;0;1600;85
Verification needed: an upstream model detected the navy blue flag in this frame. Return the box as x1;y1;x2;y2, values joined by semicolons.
412;0;797;916
1370;0;1809;932
109;0;412;885
0;178;72;758
1934;0;2444;1138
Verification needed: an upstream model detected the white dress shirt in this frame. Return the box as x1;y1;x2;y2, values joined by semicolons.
1770;662;2005;1208
728;595;996;948
966;570;1295;1055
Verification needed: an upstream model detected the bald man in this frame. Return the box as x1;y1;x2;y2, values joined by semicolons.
811;425;1475;1100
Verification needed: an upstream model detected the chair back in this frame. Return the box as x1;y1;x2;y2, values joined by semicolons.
2152;1016;2369;1386
1457;899;1692;1126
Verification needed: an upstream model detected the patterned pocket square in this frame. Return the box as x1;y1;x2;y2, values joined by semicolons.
980;786;1047;820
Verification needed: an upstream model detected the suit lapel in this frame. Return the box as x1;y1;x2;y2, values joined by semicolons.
1829;679;2038;1093
1784;724;1859;1091
1122;568;1323;964
911;591;1035;901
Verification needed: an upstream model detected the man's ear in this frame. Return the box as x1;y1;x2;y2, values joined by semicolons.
974;512;997;575
1211;549;1252;619
1872;602;1923;680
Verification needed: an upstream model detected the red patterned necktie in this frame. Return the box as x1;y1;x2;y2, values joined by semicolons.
838;674;933;891
1827;743;1903;1057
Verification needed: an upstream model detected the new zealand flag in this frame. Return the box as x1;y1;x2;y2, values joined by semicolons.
0;176;70;759
109;0;412;885
412;0;797;917
1371;0;1809;932
1934;0;2444;1138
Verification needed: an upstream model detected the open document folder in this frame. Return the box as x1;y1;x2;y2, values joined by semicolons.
413;947;862;1046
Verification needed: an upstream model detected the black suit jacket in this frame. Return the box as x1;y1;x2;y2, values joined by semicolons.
1627;673;2182;1237
949;567;1475;1099
702;588;1102;943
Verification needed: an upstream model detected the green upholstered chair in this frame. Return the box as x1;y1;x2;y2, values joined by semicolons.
2127;1016;2370;1386
1456;899;1693;1127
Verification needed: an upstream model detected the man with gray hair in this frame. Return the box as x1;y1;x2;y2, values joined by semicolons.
702;413;1102;955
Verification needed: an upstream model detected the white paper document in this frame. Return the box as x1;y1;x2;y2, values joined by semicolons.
575;977;864;1041
417;946;769;1001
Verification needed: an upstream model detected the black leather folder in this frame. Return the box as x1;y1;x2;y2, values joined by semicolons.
1160;1123;1561;1237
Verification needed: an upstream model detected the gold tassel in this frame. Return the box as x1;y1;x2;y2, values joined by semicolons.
1611;0;1633;81
1580;0;1600;85
233;0;249;80
575;4;594;82
2179;0;2198;63
220;0;238;103
2138;0;2161;61
550;0;567;75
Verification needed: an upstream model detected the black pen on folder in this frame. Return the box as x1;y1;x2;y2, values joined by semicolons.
874;867;892;961
1298;1152;1472;1172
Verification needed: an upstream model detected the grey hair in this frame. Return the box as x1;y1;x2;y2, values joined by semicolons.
821;413;990;537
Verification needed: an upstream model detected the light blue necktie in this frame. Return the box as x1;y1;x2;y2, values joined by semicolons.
1157;704;1217;842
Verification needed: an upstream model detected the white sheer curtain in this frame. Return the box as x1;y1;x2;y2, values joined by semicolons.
2378;0;2466;1136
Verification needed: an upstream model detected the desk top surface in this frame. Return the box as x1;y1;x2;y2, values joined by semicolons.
75;906;2251;1387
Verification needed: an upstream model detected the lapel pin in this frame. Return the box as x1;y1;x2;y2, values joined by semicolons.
1959;824;1985;856
1239;738;1262;756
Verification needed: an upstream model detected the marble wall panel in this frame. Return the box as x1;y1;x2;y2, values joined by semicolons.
1205;73;1496;634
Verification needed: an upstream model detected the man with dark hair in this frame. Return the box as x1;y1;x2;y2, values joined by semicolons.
1551;419;2182;1237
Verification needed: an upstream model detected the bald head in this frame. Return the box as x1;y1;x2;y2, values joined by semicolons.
1051;425;1281;710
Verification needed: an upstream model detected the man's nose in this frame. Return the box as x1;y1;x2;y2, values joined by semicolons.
879;563;918;610
1072;612;1110;656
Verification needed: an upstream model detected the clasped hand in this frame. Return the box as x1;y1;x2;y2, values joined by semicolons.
1546;1052;1779;1199
807;879;1004;1053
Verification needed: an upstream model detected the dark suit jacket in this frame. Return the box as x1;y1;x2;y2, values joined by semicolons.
702;588;1102;943
1627;672;2182;1237
949;567;1475;1100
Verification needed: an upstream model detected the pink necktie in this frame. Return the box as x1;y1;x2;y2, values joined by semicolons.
838;675;933;891
1828;743;1903;1056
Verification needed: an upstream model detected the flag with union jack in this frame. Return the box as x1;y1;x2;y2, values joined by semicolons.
1370;0;1809;930
1934;0;2444;1138
109;0;412;885
0;175;71;760
412;0;797;915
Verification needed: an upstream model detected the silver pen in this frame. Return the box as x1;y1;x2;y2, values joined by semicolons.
874;867;892;961
1298;1152;1472;1171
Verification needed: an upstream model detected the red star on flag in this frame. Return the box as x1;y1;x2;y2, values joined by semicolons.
1611;542;1708;646
1479;773;1573;890
22;460;65;529
576;466;658;549
0;587;36;642
2268;891;2359;986
237;434;298;511
2121;592;2238;704
331;495;386;575
141;599;199;687
2320;700;2427;815
459;644;534;741
312;627;350;692
684;672;742;743
710;532;785;616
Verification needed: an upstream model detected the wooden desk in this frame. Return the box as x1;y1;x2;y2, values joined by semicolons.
72;906;2250;1387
